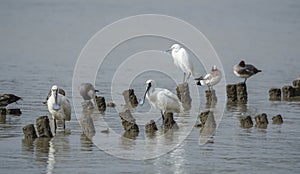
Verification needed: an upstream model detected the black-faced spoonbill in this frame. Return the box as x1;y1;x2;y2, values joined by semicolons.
47;85;71;133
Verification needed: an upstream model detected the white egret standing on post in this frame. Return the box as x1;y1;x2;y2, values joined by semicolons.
166;44;195;83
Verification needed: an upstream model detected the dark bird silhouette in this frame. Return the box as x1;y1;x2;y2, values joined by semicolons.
0;94;22;107
233;60;262;83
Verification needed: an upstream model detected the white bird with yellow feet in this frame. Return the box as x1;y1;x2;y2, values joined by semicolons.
139;79;183;121
167;44;195;83
47;85;71;133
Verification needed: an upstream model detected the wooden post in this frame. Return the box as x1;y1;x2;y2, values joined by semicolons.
36;116;53;138
255;113;269;129
269;88;281;101
240;116;253;128
122;89;138;108
176;83;192;111
95;96;106;113
22;124;38;140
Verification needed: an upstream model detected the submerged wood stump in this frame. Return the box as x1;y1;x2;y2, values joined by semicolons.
119;109;139;133
0;108;6;115
163;112;178;130
269;88;281;101
176;83;192;111
122;89;138;108
36;116;53;138
282;86;295;99
293;79;300;87
240;116;253;128
236;82;247;103
145;120;158;133
123;131;139;139
22;124;38;140
226;84;237;103
7;108;22;116
205;89;217;107
199;110;211;126
0;114;6;123
106;102;116;108
272;114;283;124
255;113;269;129
95;96;106;112
226;83;247;104
294;87;300;96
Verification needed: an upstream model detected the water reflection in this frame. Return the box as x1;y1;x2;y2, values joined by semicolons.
80;102;96;140
21;133;71;174
80;134;94;151
0;114;6;123
226;102;248;115
169;144;187;174
79;101;96;151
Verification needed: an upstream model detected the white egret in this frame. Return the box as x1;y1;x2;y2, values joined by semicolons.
233;60;261;83
47;85;71;132
167;44;195;83
195;65;222;90
139;79;183;121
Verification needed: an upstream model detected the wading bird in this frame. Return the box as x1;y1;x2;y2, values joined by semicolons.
47;85;71;133
195;65;222;90
233;60;261;83
167;44;195;83
78;83;98;106
139;79;182;121
43;88;65;104
0;94;21;107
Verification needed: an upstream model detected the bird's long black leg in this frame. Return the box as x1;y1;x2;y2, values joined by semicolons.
161;111;165;123
63;119;65;131
54;118;57;133
244;78;247;83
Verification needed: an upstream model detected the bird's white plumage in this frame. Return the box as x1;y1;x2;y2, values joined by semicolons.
196;65;222;89
47;85;71;131
144;80;182;117
169;44;194;82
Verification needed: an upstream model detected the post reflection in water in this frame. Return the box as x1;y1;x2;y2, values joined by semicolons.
198;91;219;144
79;101;96;151
80;101;96;140
21;133;71;174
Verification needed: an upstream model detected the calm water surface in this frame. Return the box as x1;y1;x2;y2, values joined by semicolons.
0;0;300;173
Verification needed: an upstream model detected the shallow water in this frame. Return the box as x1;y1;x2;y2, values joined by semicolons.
1;0;300;173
